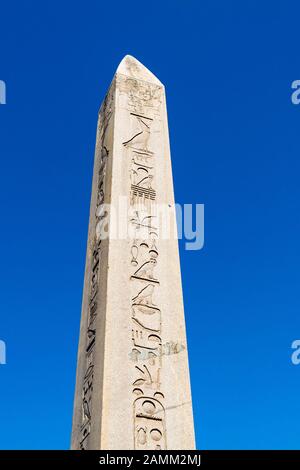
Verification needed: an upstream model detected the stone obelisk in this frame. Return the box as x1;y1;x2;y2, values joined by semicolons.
71;56;195;450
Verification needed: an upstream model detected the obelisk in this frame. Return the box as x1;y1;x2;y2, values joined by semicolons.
71;56;195;450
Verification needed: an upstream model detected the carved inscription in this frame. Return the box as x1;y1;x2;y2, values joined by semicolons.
78;86;114;450
120;74;166;450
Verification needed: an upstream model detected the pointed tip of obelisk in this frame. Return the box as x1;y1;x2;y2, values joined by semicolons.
116;55;163;85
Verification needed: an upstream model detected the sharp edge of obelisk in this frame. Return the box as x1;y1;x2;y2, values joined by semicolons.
115;54;163;86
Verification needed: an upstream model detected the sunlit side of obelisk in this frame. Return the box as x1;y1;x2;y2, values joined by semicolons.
71;56;195;450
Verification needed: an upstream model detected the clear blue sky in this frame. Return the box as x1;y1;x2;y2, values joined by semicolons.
1;0;300;450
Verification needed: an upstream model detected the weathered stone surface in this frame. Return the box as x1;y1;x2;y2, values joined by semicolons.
71;55;195;450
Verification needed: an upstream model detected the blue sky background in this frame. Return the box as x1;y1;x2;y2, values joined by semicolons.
1;0;300;450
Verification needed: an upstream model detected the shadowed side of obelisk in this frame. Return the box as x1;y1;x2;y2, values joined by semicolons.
70;73;116;450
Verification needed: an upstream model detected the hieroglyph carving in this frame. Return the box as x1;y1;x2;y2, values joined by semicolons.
119;74;167;450
79;86;114;450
